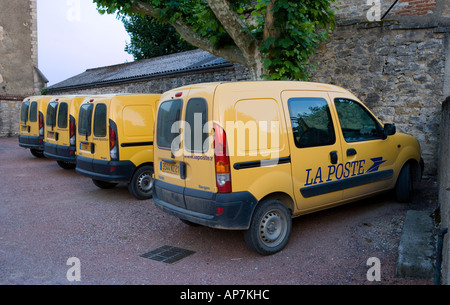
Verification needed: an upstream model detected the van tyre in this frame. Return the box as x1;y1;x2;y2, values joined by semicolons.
395;163;413;203
92;179;118;189
30;149;44;158
128;165;154;200
57;161;76;170
244;200;292;256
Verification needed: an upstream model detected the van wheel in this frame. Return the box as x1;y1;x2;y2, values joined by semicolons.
92;179;118;189
128;165;154;200
57;161;76;170
244;200;292;256
396;163;413;203
30;149;44;158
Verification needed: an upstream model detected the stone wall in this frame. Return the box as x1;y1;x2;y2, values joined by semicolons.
309;22;446;177
0;0;42;137
0;96;23;137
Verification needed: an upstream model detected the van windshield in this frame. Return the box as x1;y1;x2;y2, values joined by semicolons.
46;102;58;128
157;99;183;150
78;103;94;137
20;101;30;122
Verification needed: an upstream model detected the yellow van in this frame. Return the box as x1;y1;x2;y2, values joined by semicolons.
153;81;424;255
43;96;86;169
19;95;53;158
75;94;161;200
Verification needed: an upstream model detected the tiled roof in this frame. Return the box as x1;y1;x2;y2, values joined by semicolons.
47;49;232;91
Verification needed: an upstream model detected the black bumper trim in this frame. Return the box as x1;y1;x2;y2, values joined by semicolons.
75;155;136;183
43;142;76;163
18;135;44;149
153;179;258;230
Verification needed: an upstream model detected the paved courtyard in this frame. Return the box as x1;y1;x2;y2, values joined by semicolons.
0;137;436;285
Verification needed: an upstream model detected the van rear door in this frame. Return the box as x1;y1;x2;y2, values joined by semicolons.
19;100;31;135
55;100;70;146
45;100;59;143
182;88;216;194
78;99;110;162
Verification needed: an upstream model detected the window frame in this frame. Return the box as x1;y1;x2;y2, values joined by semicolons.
156;99;183;150
93;103;107;138
287;97;337;149
20;101;30;123
78;103;94;137
29;101;38;123
184;97;208;153
57;102;68;129
46;101;59;128
334;98;383;143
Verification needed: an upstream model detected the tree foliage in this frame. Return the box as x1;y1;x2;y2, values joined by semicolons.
94;0;336;80
123;15;195;60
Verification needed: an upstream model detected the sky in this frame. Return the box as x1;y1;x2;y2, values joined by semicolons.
37;0;134;86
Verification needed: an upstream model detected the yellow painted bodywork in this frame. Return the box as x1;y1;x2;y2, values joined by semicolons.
154;81;422;217
19;95;53;137
76;94;161;167
44;96;86;149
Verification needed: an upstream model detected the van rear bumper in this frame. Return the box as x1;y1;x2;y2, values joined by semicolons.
76;155;136;183
43;143;76;163
153;179;258;230
18;135;44;150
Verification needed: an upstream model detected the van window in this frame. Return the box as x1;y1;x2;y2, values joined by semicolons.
93;103;107;137
57;102;68;128
288;98;336;148
185;98;208;153
46;102;58;128
20;101;30;122
334;98;382;142
78;103;94;137
29;102;38;122
157;99;183;150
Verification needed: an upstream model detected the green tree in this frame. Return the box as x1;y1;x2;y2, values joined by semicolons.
123;15;195;60
94;0;336;80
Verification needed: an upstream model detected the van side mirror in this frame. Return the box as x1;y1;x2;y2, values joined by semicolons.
383;123;396;138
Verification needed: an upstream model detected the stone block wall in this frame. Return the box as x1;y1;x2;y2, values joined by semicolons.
0;96;23;137
0;0;42;138
309;22;446;176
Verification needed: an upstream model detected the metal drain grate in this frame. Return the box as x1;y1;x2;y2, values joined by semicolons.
140;246;195;264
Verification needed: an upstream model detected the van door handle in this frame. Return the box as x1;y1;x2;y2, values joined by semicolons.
180;162;186;180
347;148;357;156
330;151;338;165
162;158;176;164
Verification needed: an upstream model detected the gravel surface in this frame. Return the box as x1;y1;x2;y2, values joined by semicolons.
0;137;437;285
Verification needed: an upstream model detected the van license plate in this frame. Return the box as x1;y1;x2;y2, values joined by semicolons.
80;142;91;152
160;161;180;176
21;125;29;132
47;131;56;140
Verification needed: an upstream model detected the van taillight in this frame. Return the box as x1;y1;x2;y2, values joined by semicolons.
109;120;119;160
214;123;231;193
39;112;44;136
69;115;76;146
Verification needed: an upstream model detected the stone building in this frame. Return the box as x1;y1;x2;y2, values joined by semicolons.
47;0;449;178
0;0;48;137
